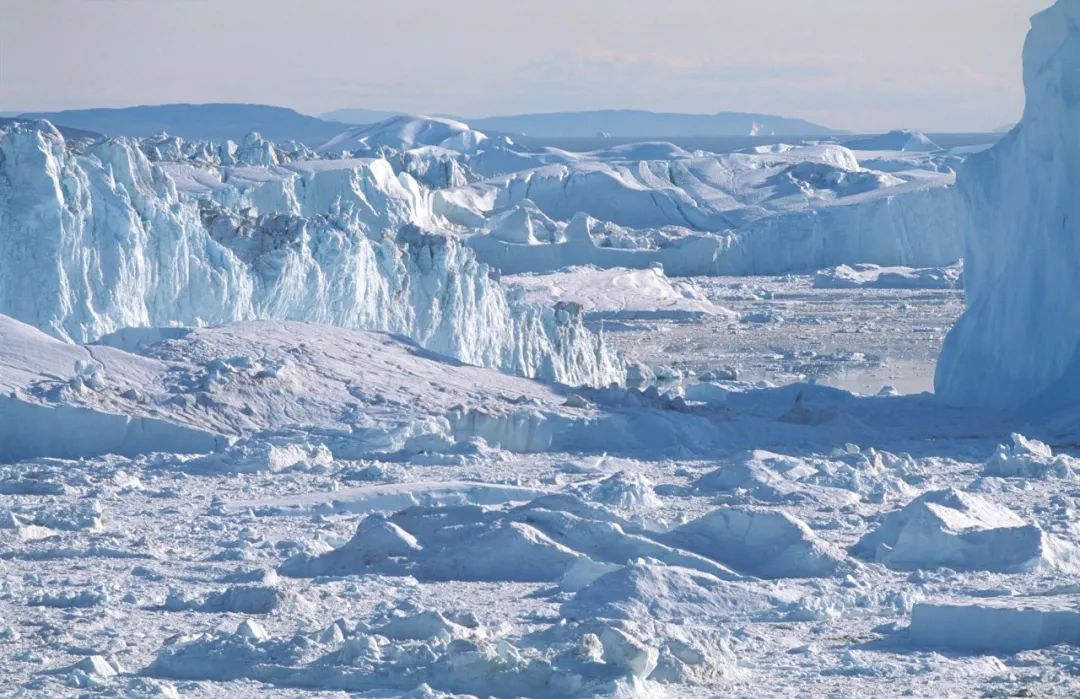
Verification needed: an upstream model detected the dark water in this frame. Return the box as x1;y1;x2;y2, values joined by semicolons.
509;133;1001;154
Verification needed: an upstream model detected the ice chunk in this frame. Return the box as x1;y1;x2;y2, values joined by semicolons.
235;619;269;642
318;115;488;154
813;263;961;290
852;488;1075;572
983;433;1078;479
586;471;661;510
563;559;775;623
183;440;333;475
664;507;847;578
842;130;940;152
909;597;1080;653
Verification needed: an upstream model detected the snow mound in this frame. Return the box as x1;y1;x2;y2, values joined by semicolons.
280;508;586;582
909;596;1080;653
852;488;1076;572
936;0;1080;411
318;115;487;154
663;507;847;578
842;130;940;152
984;433;1079;479
814;263;962;290
587;141;693;161
165;584;288;614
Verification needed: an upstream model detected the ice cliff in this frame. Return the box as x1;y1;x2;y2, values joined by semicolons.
0;121;622;387
936;0;1080;411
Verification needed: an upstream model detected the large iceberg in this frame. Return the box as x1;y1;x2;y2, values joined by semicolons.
936;0;1080;411
0;121;621;386
446;144;965;276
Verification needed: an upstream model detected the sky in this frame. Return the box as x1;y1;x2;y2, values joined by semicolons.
0;0;1050;132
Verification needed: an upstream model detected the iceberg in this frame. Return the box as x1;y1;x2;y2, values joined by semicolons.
936;0;1080;411
0;121;621;386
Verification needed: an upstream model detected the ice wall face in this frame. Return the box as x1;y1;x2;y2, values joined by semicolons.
0;122;622;386
935;0;1080;411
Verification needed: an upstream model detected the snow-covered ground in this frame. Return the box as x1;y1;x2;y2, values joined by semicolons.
3;1;1080;695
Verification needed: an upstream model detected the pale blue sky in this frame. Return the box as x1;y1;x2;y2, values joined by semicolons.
1;0;1049;131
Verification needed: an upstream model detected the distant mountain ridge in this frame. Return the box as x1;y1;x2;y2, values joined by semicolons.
320;108;412;125
15;103;840;145
16;104;351;145
460;109;841;137
322;108;841;137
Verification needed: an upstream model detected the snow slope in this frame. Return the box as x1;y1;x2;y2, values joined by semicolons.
0;315;587;461
0;314;229;461
936;0;1080;412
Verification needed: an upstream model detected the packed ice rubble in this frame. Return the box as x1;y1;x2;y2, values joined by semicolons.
5;352;1080;695
141;593;739;696
0;120;621;386
936;0;1080;412
983;433;1080;479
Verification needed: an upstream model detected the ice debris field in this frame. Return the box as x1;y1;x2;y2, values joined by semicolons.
3;2;1080;696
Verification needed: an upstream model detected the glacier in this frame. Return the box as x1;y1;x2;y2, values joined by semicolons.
935;0;1080;413
0;121;622;387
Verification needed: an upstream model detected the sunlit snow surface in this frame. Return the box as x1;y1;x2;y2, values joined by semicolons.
4;2;1080;695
